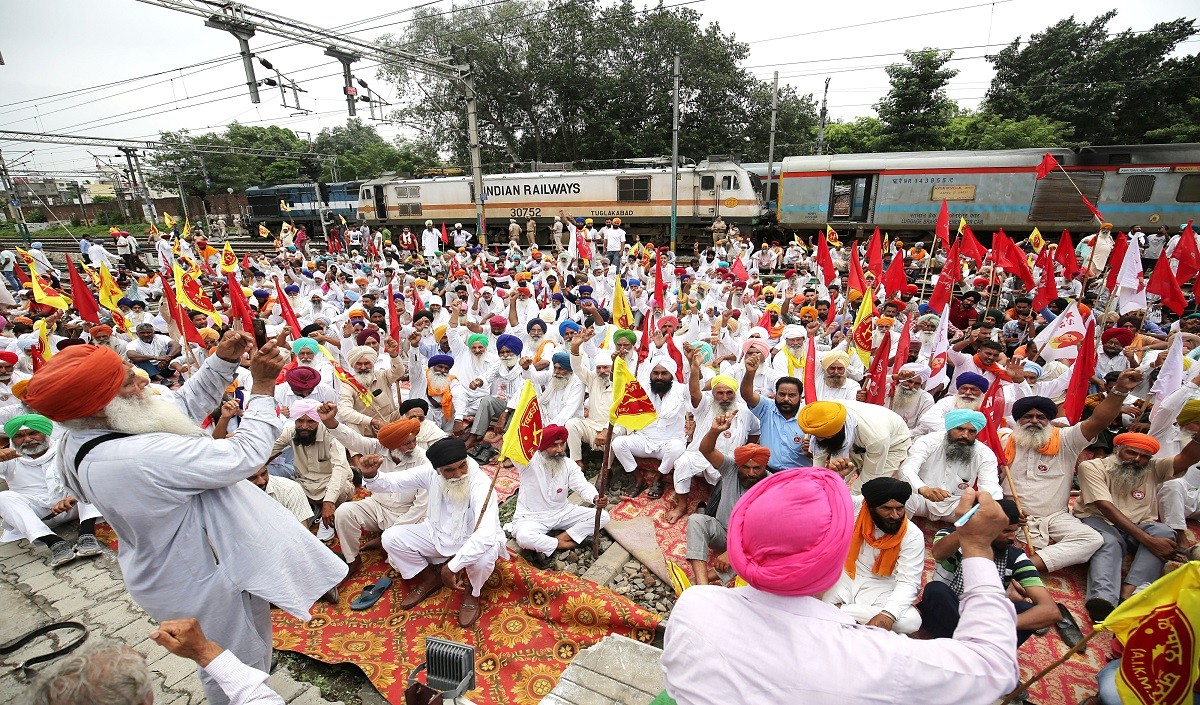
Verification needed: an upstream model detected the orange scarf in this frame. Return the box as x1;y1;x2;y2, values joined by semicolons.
1003;426;1061;463
427;373;457;420
972;354;1011;382
534;339;556;363
845;502;907;579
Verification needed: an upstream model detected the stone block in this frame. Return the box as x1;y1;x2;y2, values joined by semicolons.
268;670;310;702
153;652;199;688
9;556;52;581
580;543;631;586
19;569;59;593
91;603;143;635
570;635;664;696
111;616;157;645
32;579;77;604
0;550;41;569
50;592;94;618
289;687;343;705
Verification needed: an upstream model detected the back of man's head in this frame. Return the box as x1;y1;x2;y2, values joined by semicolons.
25;643;152;705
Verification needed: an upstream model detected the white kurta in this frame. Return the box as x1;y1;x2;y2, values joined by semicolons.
900;433;1002;520
512;454;607;556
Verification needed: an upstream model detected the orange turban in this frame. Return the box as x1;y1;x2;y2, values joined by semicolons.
376;417;421;450
10;380;29;400
90;325;113;337
25;345;126;422
1113;433;1160;455
799;306;819;318
733;444;771;468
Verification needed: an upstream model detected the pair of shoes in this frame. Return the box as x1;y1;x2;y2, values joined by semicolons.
459;592;482;627
49;541;77;568
74;534;104;558
1085;598;1115;624
316;523;335;542
521;549;553;571
400;566;444;610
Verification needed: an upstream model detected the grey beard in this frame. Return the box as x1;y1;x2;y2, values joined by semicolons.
542;453;567;478
944;439;975;465
716;400;736;414
1012;425;1053;450
15;441;48;457
825;375;845;389
954;395;983;411
788;345;804;359
891;388;920;415
429;371;450;387
1109;460;1149;498
104;393;202;436
550;375;570;391
441;473;473;506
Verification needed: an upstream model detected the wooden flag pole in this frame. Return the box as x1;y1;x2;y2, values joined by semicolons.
591;422;615;558
1000;628;1101;704
1001;467;1035;551
917;238;940;302
439;458;505;624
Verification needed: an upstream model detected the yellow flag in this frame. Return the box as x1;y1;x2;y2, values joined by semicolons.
825;224;841;248
280;199;291;213
259;224;270;238
19;250;70;310
849;289;875;366
163;213;177;229
498;379;544;465
609;357;657;431
1029;227;1046;253
611;277;634;330
219;242;238;273
33;318;53;363
96;261;129;331
1102;561;1200;705
180;220;191;240
668;561;692;597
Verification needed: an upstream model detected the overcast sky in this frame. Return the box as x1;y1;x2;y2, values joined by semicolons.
1;0;1196;179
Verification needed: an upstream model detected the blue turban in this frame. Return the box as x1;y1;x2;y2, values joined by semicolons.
284;284;300;294
552;352;572;371
526;319;546;333
291;337;320;355
944;409;986;432
628;279;641;287
496;334;523;355
551;293;564;303
429;354;454;369
1022;361;1044;379
578;285;593;296
694;341;714;364
31;242;43;250
955;372;990;392
559;320;580;336
252;289;270;299
344;291;360;302
117;297;134;308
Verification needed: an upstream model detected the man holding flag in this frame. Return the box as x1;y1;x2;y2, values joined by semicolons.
609;356;690;500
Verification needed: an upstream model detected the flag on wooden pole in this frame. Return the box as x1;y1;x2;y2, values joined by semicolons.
1035;153;1059;180
609;357;657;431
497;380;544;465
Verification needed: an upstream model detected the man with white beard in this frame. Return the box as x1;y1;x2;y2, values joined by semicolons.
317;405;429;578
769;325;808;378
913;314;941;363
566;333;616;462
919;372;989;432
526;352;585;427
464;334;526;450
668;354;760;524
814;351;860;402
610;358;690;500
337;338;404;437
287;337;335;390
24;332;346;705
0;414;106;567
512;425;609;569
1072;432;1200;623
365;437;506;627
1000;375;1140;577
889;363;938;435
448;332;500;436
900;410;1002;521
408;353;462;433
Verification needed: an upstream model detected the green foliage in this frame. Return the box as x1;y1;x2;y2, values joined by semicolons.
25;209;47;224
823;117;884;154
941;112;1075;150
983;12;1199;144
313;119;438;180
69;214;81;227
90;195;115;203
874;49;959;151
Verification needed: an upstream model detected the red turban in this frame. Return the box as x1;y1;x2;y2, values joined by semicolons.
727;467;854;597
539;424;569;451
657;315;679;330
0;351;17;365
25;345;126;422
284;366;321;391
1101;327;1135;347
1113;433;1160;455
733;444;771;468
377;417;422;450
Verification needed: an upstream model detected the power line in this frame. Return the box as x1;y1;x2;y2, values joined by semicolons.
746;0;1013;45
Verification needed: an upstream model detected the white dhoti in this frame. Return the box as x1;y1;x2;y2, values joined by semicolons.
0;490;103;543
565;416;606;461
381;522;501;597
670;450;722;495
611;433;686;476
334;495;426;562
1159;477;1199;533
826;572;922;634
513;505;609;556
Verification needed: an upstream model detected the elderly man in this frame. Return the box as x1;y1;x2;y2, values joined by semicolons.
512;425;609;569
769;325;808;377
409;353;462;433
125;322;180;381
901;409;1002;521
287;337;335;388
528;352;586;427
0;414;105;567
663;470;1019;704
399;398;450;449
267;399;354;541
610;357;690;500
919;371;989;432
813;350;860;401
1073;431;1200;622
338;337;404;437
1002;372;1141;575
464;333;526;450
566;334;615;461
24;334;346;705
247;465;312;523
447;331;501;436
823;477;924;634
317;404;429;577
800;400;912;493
685;412;770;586
365;438;507;627
889;362;937;434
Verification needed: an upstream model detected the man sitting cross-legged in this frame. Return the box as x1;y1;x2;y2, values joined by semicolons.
901;409;1002;521
512;425;609;569
365;437;507;627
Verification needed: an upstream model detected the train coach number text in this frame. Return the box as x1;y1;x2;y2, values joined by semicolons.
509;208;542;218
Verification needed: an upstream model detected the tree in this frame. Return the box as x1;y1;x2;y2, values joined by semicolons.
874;49;958;151
313;119;438;180
823;117;884;155
941;111;1075;150
983;12;1199;144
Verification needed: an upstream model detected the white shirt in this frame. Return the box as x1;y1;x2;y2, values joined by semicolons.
264;475;314;523
513;454;597;518
900;433;1002;499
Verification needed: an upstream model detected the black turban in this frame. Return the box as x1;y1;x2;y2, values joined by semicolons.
997;499;1021;525
861;477;912;508
1011;396;1057;422
399;398;429;415
427;437;468;469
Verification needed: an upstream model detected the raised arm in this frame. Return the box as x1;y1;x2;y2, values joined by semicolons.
1080;368;1142;442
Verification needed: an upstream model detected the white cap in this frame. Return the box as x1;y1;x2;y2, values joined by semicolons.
454;223;462;228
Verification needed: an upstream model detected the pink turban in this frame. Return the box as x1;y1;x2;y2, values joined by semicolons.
727;467;855;596
741;339;770;359
289;398;321;421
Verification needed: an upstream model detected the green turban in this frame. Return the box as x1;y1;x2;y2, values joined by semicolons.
613;329;637;346
4;413;53;439
291;337;320;355
467;333;490;349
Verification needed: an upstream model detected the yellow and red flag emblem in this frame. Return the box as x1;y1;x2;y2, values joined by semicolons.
611;276;634;331
498;379;544;465
219;242;238;273
163;213;177;229
1102;561;1199;705
18;249;70;310
1029;227;1046;253
172;263;223;324
258;224;270;237
96;261;129;332
317;345;372;406
609;357;657;431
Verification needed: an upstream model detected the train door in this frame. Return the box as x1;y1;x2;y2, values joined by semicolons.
696;171;717;219
828;174;875;222
374;185;388;223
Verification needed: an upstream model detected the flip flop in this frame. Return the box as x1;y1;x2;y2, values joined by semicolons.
647;478;665;499
351;577;393;610
1055;603;1085;649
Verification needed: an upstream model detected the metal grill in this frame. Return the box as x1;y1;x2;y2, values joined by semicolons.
424;637;476;696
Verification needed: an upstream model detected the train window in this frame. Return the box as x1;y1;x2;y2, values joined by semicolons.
1121;175;1155;203
361;187;372;200
701;175;715;191
395;203;423;216
720;175;740;191
829;175;872;221
618;177;651;202
1179;174;1200;202
394;185;420;199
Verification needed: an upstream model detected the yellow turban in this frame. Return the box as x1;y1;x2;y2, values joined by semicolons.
848;290;863;302
433;325;448;342
1178;399;1200;426
766;303;781;314
799;306;819;318
711;374;739;392
798;401;848;438
11;380;29;400
821;351;851;370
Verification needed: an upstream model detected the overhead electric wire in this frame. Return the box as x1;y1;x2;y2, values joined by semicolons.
746;0;1014;45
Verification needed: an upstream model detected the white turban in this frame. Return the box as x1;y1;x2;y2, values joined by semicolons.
650;356;678;376
782;325;807;342
346;346;378;365
593;350;613;366
899;362;931;381
748;326;770;340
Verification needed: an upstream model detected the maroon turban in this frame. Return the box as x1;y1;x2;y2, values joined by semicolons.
285;366;321;392
355;329;381;346
539;424;569;451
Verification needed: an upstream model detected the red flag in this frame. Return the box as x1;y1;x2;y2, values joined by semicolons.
934;199;951;250
891;316;912;379
731;257;749;282
412;290;424;314
386;281;402;343
927;239;960;313
653;248;666;312
576;227;592;261
159;272;205;346
469;267;484;292
883;250;907;298
1035;152;1060;180
866;227;883;279
1105;233;1130;291
13;259;30;287
994;230;1035;289
64;255;100;324
1081;194;1104;223
816;232;836;286
1032;247;1058;311
847;241;868;295
825;295;839;327
958;222;986;266
803;336;818;405
976;376;1007;463
863;330;892;406
225;272;257;334
1147;250;1187;315
1055;230;1081;279
272;276;302;339
637;311;654;364
1172;220;1200;283
241;254;251;271
1062;319;1096;424
757;305;773;332
664;334;685;383
440;222;448;245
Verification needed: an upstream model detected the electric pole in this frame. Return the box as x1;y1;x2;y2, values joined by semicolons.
670;55;680;253
816;77;830;156
0;149;31;245
765;71;779;216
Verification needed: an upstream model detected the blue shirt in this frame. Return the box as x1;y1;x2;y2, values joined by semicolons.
750;397;810;470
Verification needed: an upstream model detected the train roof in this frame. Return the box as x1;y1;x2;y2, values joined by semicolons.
359;160;748;187
780;144;1200;172
246;180;364;195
